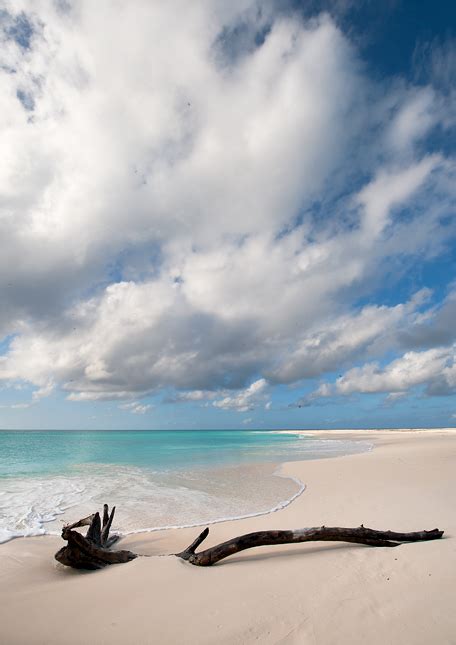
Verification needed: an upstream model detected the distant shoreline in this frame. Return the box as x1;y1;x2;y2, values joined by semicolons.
1;426;455;432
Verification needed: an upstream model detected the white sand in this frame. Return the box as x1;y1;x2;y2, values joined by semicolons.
1;429;455;644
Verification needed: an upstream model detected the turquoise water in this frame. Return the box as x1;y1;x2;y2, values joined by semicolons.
0;430;371;542
0;430;370;478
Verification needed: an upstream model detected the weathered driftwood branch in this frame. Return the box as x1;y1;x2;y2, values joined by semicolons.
176;525;444;566
54;505;443;570
54;504;137;570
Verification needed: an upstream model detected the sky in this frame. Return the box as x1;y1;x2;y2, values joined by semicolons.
0;0;455;430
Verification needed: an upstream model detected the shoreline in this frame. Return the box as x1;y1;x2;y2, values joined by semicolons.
0;428;449;546
0;432;371;544
0;461;307;545
1;428;455;644
108;466;308;540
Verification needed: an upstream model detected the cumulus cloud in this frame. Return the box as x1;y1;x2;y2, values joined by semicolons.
299;287;456;404
270;289;431;385
119;401;153;415
213;378;268;412
398;290;456;350
335;347;455;396
0;1;455;411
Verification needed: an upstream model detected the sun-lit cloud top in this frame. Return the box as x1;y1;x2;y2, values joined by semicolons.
0;0;455;429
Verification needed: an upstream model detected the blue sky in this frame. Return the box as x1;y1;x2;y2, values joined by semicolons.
0;0;455;430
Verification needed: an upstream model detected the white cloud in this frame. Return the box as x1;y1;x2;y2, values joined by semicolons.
170;390;219;403
0;402;31;410
269;290;431;384
386;88;437;155
119;401;153;415
32;381;54;401
0;1;454;407
384;392;407;402
297;289;456;405
356;157;439;240
336;347;454;394
306;346;455;401
213;378;268;412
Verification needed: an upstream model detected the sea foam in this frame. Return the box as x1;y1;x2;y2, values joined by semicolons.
0;431;372;543
0;462;305;542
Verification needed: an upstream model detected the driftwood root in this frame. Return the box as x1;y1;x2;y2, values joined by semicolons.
54;504;137;570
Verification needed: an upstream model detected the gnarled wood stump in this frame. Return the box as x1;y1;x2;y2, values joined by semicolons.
55;504;137;570
55;504;444;570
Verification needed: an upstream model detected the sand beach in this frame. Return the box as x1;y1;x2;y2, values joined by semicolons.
1;428;455;645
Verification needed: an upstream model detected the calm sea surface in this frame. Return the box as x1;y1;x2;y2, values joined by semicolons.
0;430;371;542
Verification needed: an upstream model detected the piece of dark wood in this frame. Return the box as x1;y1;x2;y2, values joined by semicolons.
85;511;102;545
54;505;444;570
176;525;444;566
54;504;137;570
101;504;115;546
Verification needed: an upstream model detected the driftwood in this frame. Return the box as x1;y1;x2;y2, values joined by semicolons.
176;525;444;566
54;504;137;570
55;504;444;570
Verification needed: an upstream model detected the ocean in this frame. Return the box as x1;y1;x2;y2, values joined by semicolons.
0;430;371;543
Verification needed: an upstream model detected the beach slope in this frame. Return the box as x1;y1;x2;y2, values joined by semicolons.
0;429;454;644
